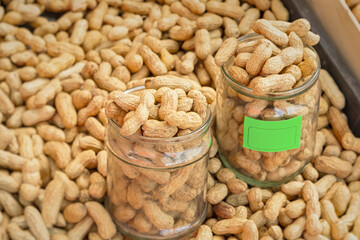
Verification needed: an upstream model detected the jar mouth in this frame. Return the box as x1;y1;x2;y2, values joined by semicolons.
221;33;321;101
108;86;212;144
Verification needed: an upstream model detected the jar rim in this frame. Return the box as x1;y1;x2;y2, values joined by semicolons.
221;33;321;101
107;86;212;144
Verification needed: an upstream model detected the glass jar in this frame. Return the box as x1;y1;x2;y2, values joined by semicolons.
105;87;212;240
216;33;321;187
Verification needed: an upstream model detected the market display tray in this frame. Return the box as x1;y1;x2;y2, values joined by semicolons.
283;0;360;136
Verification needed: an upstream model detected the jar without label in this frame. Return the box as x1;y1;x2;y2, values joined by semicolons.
216;33;321;187
105;87;212;240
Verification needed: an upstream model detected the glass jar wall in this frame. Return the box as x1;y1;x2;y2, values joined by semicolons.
216;34;321;187
105;87;212;240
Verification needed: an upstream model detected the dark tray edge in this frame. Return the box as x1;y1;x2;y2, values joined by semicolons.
284;0;360;137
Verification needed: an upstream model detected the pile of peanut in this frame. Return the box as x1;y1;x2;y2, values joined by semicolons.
106;136;209;237
0;0;359;239
346;0;360;23
107;76;212;138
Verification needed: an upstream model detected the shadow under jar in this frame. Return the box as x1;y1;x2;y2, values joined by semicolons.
105;87;212;240
216;33;321;188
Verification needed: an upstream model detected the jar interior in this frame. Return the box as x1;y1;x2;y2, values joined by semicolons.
216;33;321;187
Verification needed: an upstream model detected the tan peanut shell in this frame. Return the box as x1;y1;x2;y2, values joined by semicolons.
63;203;87;223
195;29;211;60
24;206;50;240
206;1;245;19
159;89;178;120
139;44;168;76
165;111;203;130
196;13;223;31
315;156;353;178
215;37;238;66
120;91;153;136
246;41;273;76
239;8;261;35
263;192;287;222
248;74;296;94
143;200;174;230
145;75;200;92
252;19;289;46
262;47;297;74
212;218;246;235
85;201;116;239
41;178;64;227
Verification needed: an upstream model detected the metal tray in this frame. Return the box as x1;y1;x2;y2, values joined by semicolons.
283;0;360;136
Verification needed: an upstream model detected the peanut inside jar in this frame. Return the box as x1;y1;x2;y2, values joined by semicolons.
215;18;321;187
105;77;213;239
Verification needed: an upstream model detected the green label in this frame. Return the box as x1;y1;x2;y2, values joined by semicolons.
243;115;302;152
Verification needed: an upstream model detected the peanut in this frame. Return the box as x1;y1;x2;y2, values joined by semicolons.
196;13;223;31
143;200;174;230
243;220;259;240
206;1;245;19
301;31;321;46
120;91;154;136
85;201;116;239
0;88;15;116
24;206;50;240
165;111;203;130
0;150;26;170
84;117;105;142
252;19;289;46
77;96;104;126
67;216;94;240
139;44;167;76
215;37;238;66
180;51;198;75
212;218;246;235
22;106;56;126
42;178;64;227
195;29;211;60
271;0;289;21
262;47;297;74
7;222;35;240
37;124;65;142
246;41;273;76
142;120;178;138
224;17;240;38
315;156;353;178
196;225;213;239
319;69;345;109
37;53;75;78
0;190;23;217
170;2;199;21
263;192;287;222
248;74;296;94
213;201;236;219
207;183;229;205
239;8;261;35
0;40;26;57
55;171;79;202
65;150;96;179
43;141;71;169
159;89;178;120
54;92;77;129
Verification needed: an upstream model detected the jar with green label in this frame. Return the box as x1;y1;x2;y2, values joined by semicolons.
216;33;321;187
